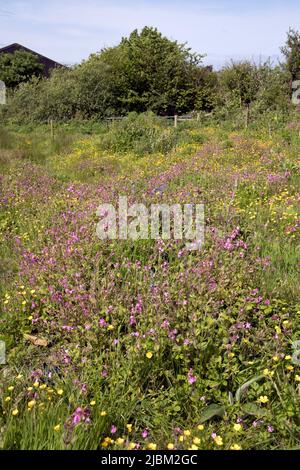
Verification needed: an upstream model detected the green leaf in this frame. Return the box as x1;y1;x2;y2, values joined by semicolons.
242;402;267;417
235;375;265;402
199;404;225;423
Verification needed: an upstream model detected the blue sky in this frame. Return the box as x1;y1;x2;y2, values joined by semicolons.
0;0;299;69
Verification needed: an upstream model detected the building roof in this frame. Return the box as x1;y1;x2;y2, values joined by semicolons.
0;43;64;76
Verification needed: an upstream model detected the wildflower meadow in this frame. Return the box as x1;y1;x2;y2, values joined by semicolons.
0;112;299;450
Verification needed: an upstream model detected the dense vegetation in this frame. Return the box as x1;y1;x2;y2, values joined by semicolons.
0;50;44;88
0;26;300;451
0;112;300;449
0;27;299;123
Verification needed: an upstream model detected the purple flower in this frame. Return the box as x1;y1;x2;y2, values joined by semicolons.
111;425;117;434
188;368;197;385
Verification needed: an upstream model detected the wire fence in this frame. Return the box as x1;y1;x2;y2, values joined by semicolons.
104;113;213;127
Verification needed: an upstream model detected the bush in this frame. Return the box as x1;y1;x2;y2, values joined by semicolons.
99;112;178;155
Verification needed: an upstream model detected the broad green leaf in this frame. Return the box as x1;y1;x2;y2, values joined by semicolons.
242;402;267;417
235;374;265;402
199;404;225;423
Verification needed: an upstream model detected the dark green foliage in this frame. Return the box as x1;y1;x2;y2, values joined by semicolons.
281;28;300;80
0;50;44;88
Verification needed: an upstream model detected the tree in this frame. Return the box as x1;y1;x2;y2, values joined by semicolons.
281;28;300;81
0;50;44;88
219;61;260;109
98;26;208;114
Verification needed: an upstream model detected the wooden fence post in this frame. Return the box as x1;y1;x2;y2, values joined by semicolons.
174;115;178;128
50;119;54;140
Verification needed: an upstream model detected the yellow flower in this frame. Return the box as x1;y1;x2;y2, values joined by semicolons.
295;375;300;382
189;444;198;450
128;442;136;450
148;443;157;450
100;411;107;417
27;400;36;409
214;436;223;446
7;386;14;392
179;436;184;442
258;396;269;404
183;430;191;436
54;424;61;432
57;389;63;395
286;365;294;371
197;424;204;431
116;438;125;445
28;316;33;321
27;387;33;391
40;384;47;390
107;325;114;331
167;443;174;450
193;437;201;445
230;444;242;450
16;374;23;380
90;400;96;406
233;423;242;432
126;424;133;433
12;409;19;416
5;397;11;402
146;352;153;359
33;381;39;388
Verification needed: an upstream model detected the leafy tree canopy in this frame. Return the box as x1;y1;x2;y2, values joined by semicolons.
281;28;300;81
0;50;44;88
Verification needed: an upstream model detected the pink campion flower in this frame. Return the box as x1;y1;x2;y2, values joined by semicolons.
99;318;107;327
129;315;136;326
267;426;274;433
161;320;170;329
111;425;117;434
211;433;217;439
72;407;84;425
188;368;197;385
141;429;149;439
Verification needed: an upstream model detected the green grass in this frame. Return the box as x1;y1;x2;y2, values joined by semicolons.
0;114;300;450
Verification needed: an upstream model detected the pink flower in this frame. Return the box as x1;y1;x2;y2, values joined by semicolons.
111;425;117;434
188;368;197;385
